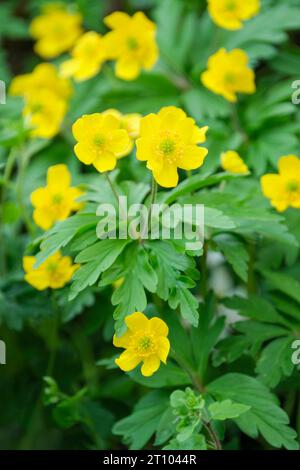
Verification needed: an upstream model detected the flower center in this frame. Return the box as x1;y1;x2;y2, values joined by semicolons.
139;336;152;351
52;193;63;204
31;103;43;113
226;1;237;11
133;333;156;357
94;134;105;147
159;138;176;156
286;180;299;192
224;72;236;85
127;37;138;50
46;261;58;273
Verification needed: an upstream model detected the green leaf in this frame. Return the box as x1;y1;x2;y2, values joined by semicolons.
208;400;250;421
223;295;290;327
261;269;300;304
113;391;169;450
214;234;249;281
207;373;299;450
191;294;225;379
256;336;295;388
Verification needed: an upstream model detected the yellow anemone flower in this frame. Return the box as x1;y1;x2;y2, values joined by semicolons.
114;312;170;377
60;31;108;82
103;11;158;80
23;89;67;139
30;164;83;230
136;106;208;188
221;150;249;174
208;0;260;30
72;113;131;172
201;48;256;102
30;4;83;59
261;155;300;212
23;251;79;290
9;63;72;100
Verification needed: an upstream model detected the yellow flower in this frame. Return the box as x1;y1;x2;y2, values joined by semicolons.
10;63;72;100
114;312;170;377
221;150;249;174
201;48;256;102
72;113;131;172
23;251;79;290
136;106;208;188
30;164;83;230
208;0;260;30
103;11;158;80
23;89;67;139
261;155;300;212
30;4;83;59
60;31;108;82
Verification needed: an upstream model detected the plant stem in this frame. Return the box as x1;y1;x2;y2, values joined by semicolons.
148;177;158;230
105;172;119;203
16;145;35;235
0;148;18;274
203;420;222;450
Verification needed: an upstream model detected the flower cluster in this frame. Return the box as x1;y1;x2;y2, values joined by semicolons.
72;106;208;187
59;10;159;82
10;63;72;138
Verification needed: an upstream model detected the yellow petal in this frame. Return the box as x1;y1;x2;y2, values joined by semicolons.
104;11;130;29
33;208;54;231
156;337;170;363
152;164;179;188
125;312;149;332
47;164;71;190
148;317;169;337
25;272;50;290
278;155;300;177
93;152;117;172
30;187;50;208
113;330;133;348
115;349;141;372
23;256;36;273
115;58;140;81
74;143;95;165
141;355;160;377
178;145;208;171
110;129;131;154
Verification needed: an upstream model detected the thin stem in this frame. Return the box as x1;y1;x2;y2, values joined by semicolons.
16;146;35;235
148;177;158;229
231;105;248;144
0;148;18;274
105;172;119;203
203;421;222;450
